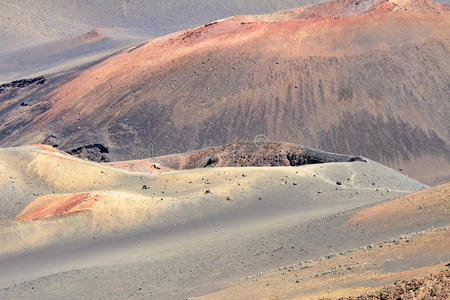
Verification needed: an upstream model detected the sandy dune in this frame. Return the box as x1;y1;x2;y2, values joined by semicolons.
1;144;444;299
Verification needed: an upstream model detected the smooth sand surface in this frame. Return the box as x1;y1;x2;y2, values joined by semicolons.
0;145;439;299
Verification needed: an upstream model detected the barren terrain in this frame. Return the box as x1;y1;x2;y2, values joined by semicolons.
1;144;445;299
0;0;448;184
0;0;449;298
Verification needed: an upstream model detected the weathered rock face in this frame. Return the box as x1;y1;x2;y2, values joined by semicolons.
0;0;448;184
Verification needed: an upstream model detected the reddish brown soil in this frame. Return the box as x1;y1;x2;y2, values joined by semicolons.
15;193;97;222
0;0;449;184
340;269;450;300
348;182;450;227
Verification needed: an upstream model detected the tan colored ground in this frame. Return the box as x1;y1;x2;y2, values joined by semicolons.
0;144;440;300
1;144;427;257
198;230;450;300
0;1;448;298
349;182;450;226
198;183;450;299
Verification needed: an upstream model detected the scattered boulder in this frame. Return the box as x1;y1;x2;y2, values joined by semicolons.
43;135;59;148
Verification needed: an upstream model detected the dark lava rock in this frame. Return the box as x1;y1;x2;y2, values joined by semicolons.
43;135;59;147
0;76;46;91
66;144;110;162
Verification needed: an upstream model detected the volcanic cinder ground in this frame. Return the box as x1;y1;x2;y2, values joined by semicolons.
0;0;326;82
0;0;449;299
0;143;448;299
0;0;325;52
0;0;449;185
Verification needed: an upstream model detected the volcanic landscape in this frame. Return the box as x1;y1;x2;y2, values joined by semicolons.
0;0;449;299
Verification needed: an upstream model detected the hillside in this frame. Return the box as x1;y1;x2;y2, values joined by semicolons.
0;29;146;83
0;0;448;185
1;144;443;299
0;0;321;52
200;183;450;299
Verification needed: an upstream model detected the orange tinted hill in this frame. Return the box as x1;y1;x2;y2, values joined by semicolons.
0;0;449;184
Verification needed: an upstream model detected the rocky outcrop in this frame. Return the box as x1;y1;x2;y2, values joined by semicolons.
0;76;45;93
66;144;110;162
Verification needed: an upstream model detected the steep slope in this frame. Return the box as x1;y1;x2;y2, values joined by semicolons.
0;0;449;185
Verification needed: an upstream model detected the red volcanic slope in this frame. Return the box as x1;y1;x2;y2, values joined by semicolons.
0;0;449;184
15;193;95;222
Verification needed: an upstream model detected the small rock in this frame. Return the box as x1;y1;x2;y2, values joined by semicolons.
336;181;342;185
